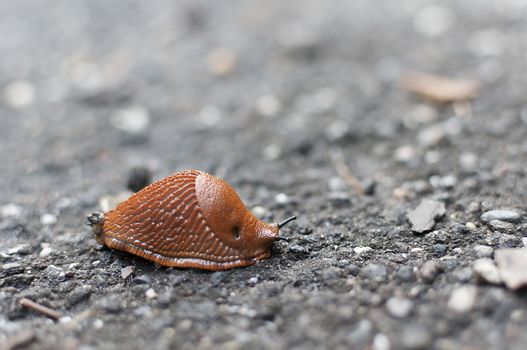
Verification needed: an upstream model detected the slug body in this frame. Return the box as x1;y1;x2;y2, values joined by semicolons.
88;170;294;271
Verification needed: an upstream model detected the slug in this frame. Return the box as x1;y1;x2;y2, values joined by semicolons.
87;169;296;271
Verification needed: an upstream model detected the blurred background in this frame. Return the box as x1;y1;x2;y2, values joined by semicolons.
1;1;527;349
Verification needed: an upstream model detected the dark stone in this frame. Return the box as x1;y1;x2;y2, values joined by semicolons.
127;166;153;192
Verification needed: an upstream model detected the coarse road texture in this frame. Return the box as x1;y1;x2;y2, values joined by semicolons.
1;1;527;349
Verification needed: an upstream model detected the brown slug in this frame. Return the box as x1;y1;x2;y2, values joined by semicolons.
87;169;296;271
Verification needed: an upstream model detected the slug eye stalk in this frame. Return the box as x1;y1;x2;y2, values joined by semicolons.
277;216;297;229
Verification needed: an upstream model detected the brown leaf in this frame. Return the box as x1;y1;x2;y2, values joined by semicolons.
401;71;480;104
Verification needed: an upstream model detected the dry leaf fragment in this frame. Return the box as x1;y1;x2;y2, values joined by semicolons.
401;71;480;104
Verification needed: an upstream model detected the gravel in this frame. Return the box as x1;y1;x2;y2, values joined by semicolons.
480;210;521;224
1;1;527;349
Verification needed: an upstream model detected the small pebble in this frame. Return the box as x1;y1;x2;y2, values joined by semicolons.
39;243;54;257
465;222;477;231
297;226;313;235
127;167;152;193
2;262;22;271
3;80;35;109
7;244;32;255
206;48;237;76
133;275;153;285
394;145;417;163
403;104;438;129
395;265;416;282
44;265;65;279
473;258;501;285
480;209;521;223
488;219;515;231
325;120;349;141
433;244;447;257
1;203;22;218
93;319;104;329
289;244;308;256
248;277;258;284
419;260;443;284
255;94;281;117
510;309;524;322
494;248;527;290
275;193;290;206
361;264;388;283
40;213;57;226
453;267;473;283
199;105;222;126
401;324;432;350
262;143;282;160
407;199;446;233
429;175;457;189
100;296;123;313
418;125;445;147
474;245;493;258
459;153;478;171
251;206;269;219
121;266;134;280
372;333;391;350
111;106;150;134
145;288;157;299
386;296;413;318
447;285;477;313
451;223;469;235
354;246;373;255
413;4;453;37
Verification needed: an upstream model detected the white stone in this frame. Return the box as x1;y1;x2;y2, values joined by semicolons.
111;106;150;134
495;248;527;290
473;259;501;285
39;243;54;257
386;296;413;318
145;288;157;299
255;94;281;117
199;105;221;126
40;213;57;226
459;153;478;170
1;203;22;218
354;246;373;255
394;145;417;162
465;222;477;231
3;80;35;109
474;245;493;258
275;193;290;205
447;285;477;313
414;5;454;37
251;206;269;219
372;333;391;350
325;120;349;141
262;143;282;160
